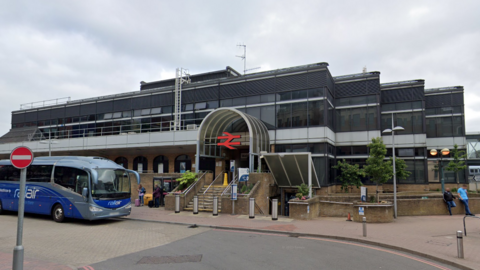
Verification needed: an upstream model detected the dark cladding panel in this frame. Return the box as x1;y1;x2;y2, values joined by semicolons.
132;96;151;109
451;93;464;106
220;83;245;99
113;98;132;111
96;101;114;114
425;94;454;108
37;110;51;121
65;106;80;117
80;103;97;115
51;107;65;118
245;78;275;95
151;93;173;107
381;87;424;103
366;79;381;94
336;81;367;97
195;86;219;102
326;73;335;95
182;90;195;104
12;113;25;124
308;71;327;88
24;111;37;121
276;73;309;92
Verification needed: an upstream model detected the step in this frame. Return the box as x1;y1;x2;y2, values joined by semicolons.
183;208;222;212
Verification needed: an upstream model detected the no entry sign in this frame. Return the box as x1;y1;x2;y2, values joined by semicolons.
10;146;34;169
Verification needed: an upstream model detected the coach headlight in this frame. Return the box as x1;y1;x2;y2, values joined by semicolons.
89;206;103;212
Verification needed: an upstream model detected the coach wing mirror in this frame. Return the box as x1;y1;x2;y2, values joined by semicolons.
82;187;88;202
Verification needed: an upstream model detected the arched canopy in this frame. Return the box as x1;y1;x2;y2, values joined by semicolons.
196;108;270;172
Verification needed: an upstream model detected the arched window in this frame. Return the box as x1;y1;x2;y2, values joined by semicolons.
153;155;169;173
175;155;191;173
114;157;128;169
133;156;148;173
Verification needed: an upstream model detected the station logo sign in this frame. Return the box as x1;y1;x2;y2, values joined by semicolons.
217;132;241;150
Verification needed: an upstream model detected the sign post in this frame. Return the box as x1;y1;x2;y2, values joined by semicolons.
361;186;367;202
231;184;237;215
10;146;34;270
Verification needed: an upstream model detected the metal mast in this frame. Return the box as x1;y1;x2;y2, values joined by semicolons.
172;68;190;131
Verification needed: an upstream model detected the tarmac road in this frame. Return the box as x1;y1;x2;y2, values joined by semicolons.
0;211;461;270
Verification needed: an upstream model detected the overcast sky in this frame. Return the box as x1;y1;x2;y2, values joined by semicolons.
1;0;479;137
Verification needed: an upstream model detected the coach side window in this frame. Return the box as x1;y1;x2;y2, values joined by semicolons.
26;165;53;182
0;165;20;181
54;166;88;194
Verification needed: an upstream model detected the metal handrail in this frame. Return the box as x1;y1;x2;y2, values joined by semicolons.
182;171;208;195
221;174;238;196
463;215;480;236
201;171;225;209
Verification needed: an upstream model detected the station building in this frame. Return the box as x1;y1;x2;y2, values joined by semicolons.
0;62;469;196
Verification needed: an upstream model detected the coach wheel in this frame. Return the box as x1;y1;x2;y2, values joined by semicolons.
52;204;65;223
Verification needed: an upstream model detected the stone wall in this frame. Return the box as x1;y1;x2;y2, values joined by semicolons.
352;203;394;223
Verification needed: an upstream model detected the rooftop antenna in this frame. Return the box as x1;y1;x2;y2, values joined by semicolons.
362;66;367;74
236;44;260;75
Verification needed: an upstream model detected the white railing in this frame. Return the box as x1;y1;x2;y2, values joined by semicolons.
20;97;71;110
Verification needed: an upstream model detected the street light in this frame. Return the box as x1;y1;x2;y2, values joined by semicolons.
39;130;58;156
430;148;450;193
382;114;404;219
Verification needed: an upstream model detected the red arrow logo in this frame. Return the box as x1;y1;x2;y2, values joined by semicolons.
217;132;241;150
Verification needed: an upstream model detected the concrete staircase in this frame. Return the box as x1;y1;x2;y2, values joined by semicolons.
184;185;224;212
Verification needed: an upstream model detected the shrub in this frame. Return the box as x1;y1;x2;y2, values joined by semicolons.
177;171;198;191
451;188;458;193
369;195;376;203
240;183;254;194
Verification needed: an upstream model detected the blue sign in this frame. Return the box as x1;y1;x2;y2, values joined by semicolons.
359;207;365;216
230;160;235;173
231;184;237;200
238;168;249;182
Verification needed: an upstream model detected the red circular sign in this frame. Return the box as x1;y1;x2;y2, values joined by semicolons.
10;146;34;169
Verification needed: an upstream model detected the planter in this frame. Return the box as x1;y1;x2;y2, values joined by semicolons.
288;197;320;220
352;201;393;223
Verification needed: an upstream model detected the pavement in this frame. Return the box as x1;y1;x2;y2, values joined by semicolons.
2;206;479;270
122;206;480;270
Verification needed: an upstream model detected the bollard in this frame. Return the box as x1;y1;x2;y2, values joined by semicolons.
249;198;255;219
175;194;180;213
272;199;278;221
362;217;367;237
213;197;218;216
193;196;198;214
457;231;464;259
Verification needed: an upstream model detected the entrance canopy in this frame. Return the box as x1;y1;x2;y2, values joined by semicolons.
196;108;270;171
261;152;320;196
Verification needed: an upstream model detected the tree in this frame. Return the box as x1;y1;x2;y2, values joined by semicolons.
364;137;393;203
445;144;467;186
392;157;411;181
333;159;365;193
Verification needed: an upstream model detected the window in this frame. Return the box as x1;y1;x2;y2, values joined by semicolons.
336;109;350;132
292;102;308;127
246;107;261;119
232;97;246;106
54;166;89;194
453;116;463;136
0;165;20;181
260;94;275;103
246;96;261;104
220;99;233;107
207;101;219;109
276;104;291;128
308;100;324;126
351;107;367;131
336;146;351;156
261;106;276;129
308;88;324;98
194;102;207;110
398;149;414;157
150;107;162;114
141;109;151;115
292;90;308;100
122;111;132;118
184;104;194;111
277;92;291;101
27;165;53;182
162;106;173;114
133;110;142;117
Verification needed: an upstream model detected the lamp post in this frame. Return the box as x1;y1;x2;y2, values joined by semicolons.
430;148;450;193
39;130;58;156
382;114;404;219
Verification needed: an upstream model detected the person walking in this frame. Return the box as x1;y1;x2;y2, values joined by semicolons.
159;185;165;206
137;184;146;206
457;184;475;216
443;187;456;215
153;184;161;208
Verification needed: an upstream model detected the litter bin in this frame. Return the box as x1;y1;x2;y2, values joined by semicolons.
144;194;153;206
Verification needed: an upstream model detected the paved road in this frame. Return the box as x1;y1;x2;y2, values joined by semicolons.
0;212;461;270
91;229;461;270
